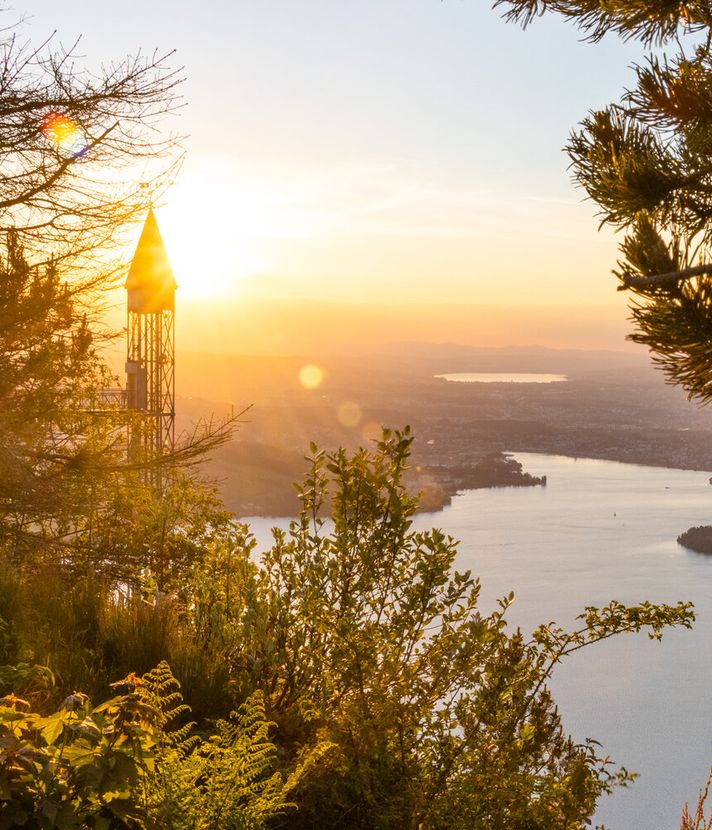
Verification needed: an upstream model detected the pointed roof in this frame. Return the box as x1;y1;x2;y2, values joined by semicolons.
126;208;176;312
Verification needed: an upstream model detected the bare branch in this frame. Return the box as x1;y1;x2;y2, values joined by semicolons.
618;262;712;290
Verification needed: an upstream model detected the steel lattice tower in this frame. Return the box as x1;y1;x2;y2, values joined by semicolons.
125;208;176;471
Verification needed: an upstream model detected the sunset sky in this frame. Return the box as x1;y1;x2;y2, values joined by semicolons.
21;0;649;353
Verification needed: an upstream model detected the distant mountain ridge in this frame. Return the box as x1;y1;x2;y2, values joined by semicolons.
364;342;650;378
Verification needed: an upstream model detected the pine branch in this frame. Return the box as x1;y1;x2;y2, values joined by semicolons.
619;262;712;290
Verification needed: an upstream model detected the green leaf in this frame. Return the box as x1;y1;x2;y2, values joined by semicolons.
35;714;67;746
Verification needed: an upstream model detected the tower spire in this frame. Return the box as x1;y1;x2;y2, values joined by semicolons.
125;208;176;480
126;207;177;312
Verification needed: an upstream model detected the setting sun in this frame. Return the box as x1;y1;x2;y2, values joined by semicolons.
157;174;267;299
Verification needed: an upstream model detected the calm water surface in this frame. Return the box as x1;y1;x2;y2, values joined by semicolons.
247;454;712;830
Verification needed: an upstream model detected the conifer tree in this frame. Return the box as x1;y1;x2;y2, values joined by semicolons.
496;0;712;400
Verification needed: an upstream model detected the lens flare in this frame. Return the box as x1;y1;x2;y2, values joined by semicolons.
299;364;324;389
361;421;382;443
337;401;362;428
40;112;88;158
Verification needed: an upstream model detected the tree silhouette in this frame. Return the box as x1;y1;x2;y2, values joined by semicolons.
0;9;183;277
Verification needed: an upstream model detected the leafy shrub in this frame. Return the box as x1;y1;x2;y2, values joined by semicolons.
0;662;322;830
236;428;694;829
0;674;159;829
0;430;695;828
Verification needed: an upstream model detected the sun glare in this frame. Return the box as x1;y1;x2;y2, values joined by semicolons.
157;175;267;299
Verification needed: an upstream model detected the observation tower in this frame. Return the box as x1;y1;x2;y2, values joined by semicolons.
125;208;176;465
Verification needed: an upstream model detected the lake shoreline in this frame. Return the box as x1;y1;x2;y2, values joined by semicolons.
243;453;712;830
233;449;712;519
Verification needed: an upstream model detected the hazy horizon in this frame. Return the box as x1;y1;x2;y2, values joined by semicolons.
98;292;646;360
22;0;650;353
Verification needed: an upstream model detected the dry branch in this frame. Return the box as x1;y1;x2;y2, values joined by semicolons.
619;263;712;290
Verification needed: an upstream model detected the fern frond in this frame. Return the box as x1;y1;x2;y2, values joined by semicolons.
141;661;196;753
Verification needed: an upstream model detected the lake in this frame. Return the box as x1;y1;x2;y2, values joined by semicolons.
246;453;712;830
435;372;568;383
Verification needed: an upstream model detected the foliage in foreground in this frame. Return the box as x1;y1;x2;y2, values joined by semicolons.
237;428;693;829
0;430;696;828
682;768;712;830
0;661;320;830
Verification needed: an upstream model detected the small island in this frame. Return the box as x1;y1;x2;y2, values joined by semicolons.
457;452;547;490
677;525;712;555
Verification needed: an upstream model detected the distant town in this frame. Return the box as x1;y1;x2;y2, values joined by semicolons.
171;344;712;516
